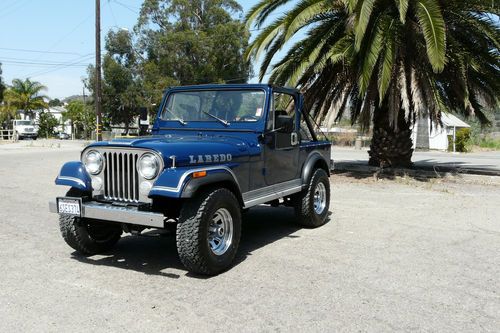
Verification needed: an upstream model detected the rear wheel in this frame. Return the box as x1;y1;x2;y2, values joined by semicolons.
176;188;241;275
58;189;122;255
294;168;330;228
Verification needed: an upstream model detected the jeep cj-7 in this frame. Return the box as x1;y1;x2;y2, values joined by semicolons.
49;84;332;275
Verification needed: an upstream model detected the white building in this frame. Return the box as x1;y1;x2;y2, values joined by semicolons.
47;106;72;135
21;107;72;135
412;113;471;151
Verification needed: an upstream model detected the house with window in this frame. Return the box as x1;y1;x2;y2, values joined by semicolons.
412;113;471;151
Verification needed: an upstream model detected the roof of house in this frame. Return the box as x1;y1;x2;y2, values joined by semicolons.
441;113;470;128
48;106;67;114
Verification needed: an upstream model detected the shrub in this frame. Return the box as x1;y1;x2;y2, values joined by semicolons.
448;128;471;152
38;111;59;138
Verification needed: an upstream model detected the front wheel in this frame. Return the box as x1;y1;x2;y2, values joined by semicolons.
59;215;122;255
294;168;331;228
176;188;242;275
58;189;122;255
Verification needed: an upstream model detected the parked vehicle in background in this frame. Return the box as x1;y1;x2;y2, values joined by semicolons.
57;132;70;140
12;120;38;140
49;84;332;275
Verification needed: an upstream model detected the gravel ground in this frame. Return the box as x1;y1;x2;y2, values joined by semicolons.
0;144;499;332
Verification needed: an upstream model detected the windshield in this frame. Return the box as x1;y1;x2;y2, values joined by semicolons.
161;90;266;124
15;120;33;126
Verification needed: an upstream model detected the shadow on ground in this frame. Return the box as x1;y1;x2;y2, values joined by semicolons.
333;160;498;181
71;206;302;278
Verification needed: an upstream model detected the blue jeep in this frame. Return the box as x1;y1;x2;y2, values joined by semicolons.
50;84;332;275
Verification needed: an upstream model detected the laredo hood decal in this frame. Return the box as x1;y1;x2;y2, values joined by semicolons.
189;154;232;164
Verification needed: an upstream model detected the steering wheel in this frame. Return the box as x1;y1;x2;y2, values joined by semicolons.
239;115;259;121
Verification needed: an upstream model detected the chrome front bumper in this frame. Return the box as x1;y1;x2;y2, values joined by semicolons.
49;201;166;228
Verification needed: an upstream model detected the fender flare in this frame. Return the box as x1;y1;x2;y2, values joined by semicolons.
301;151;330;185
55;161;92;191
150;166;242;202
180;171;241;200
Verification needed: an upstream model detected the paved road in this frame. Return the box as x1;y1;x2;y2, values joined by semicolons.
0;145;499;332
333;147;500;174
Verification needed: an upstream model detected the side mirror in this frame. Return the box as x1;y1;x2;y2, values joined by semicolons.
275;115;294;134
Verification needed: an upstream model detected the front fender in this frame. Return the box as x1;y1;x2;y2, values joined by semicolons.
150;165;240;199
55;161;92;191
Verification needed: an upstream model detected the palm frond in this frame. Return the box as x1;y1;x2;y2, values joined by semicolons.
415;0;446;72
245;0;291;29
395;0;409;23
358;13;386;94
284;0;328;42
354;0;376;51
378;19;397;103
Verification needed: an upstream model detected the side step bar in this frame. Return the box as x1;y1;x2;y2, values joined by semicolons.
49;201;166;228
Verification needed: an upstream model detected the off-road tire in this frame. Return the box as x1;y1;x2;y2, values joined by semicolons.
176;188;242;275
294;168;330;228
59;189;122;255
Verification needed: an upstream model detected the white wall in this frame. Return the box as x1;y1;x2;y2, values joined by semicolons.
412;118;449;151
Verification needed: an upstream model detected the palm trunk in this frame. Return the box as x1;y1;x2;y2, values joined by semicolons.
368;106;413;168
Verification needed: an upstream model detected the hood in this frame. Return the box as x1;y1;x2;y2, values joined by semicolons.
89;134;251;167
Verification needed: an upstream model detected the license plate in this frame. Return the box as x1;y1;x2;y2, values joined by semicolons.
57;198;82;216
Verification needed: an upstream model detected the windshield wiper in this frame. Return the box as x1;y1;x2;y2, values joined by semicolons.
164;107;187;125
203;111;230;126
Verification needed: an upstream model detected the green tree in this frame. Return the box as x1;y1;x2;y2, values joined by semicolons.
0;63;5;104
0;63;11;126
136;0;251;97
3;78;48;119
48;98;62;107
37;110;59;138
85;1;251;133
64;100;96;139
0;100;17;126
246;0;499;167
87;29;144;133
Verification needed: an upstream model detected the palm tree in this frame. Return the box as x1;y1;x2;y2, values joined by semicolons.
0;63;5;103
245;0;500;167
4;78;48;120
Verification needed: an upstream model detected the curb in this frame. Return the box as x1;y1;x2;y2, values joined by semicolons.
332;162;500;184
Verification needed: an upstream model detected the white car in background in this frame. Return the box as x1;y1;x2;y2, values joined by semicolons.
12;120;38;140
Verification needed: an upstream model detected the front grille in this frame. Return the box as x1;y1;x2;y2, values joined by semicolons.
103;151;140;202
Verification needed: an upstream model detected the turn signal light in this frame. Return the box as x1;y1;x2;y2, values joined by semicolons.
193;171;207;178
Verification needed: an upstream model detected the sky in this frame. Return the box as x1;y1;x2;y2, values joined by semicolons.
0;0;291;99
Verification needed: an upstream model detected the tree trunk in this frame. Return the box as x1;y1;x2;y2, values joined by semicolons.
368;106;414;168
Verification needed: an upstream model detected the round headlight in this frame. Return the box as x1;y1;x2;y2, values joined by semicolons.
138;153;160;179
84;150;103;175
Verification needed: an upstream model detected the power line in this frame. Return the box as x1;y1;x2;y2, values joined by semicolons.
0;0;27;15
108;0;119;28
39;13;94;60
0;60;89;68
0;56;93;65
0;47;86;56
112;0;140;14
25;54;95;78
0;0;34;20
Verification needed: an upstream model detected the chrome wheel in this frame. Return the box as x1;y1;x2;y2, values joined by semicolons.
208;208;233;256
313;182;327;214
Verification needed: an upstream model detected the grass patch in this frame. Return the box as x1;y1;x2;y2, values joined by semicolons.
476;137;500;150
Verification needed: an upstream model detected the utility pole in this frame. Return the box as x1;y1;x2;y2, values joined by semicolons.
95;0;103;141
